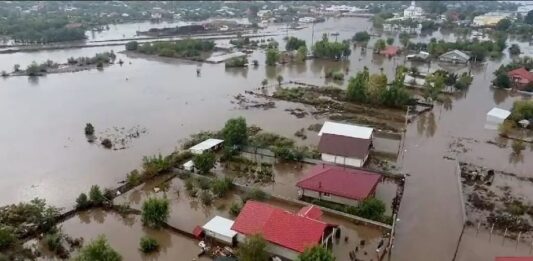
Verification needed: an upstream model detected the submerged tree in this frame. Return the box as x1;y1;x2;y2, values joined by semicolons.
222;117;248;148
193;152;216;174
75;236;121;261
141;197;170;229
298;245;335;261
276;75;284;86
85;123;95;136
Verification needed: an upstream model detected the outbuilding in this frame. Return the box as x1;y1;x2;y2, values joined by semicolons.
485;107;511;130
202;216;237;245
439;50;470;64
318;121;373;168
189;138;224;155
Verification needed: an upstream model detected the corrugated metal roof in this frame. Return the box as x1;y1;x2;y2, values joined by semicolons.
318;121;373;140
487;107;511;120
189;138;224;153
202;216;237;239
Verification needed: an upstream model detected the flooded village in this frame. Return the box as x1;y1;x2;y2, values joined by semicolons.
1;1;533;261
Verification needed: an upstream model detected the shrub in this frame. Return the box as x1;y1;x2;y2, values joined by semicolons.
352;31;370;42
141;197;169;228
353;198;386;221
142;154;172;176
84;123;95;135
237;234;269;261
242;188;269;202
127;170;142;186
211;177;234;197
297;245;335;261
89;185;105;205
125;41;139;51
101;138;113;149
229;202;242;217
139;236;159;253
0;227;15;250
75;193;90;209
44;232;62;252
511;140;526;155
196;176;211;190
76;235;121;261
199;190;213;206
184;178;194;191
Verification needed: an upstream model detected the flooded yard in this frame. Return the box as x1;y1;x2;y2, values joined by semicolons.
1;16;533;261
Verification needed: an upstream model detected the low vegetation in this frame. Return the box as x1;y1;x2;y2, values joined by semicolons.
139;236;159;253
312;34;351;60
75;235;121;261
127;39;215;59
225;56;248;68
298;245;335;261
141;197;170;229
237;234;269;261
309;197;390;224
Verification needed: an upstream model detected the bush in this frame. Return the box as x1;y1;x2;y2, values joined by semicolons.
511;140;526;155
89;185;106;205
126;170;142;186
125;41;139;51
353;198;386;221
75;193;90;209
76;235;121;261
493;73;511;89
285;37;306;51
184;178;194;191
265;48;280;66
142;154;172;176
237;234;269;261
199;190;213;206
0;227;15;250
229;202;242;217
139;236;159;253
352;31;370;42
196;176;211;190
242;188;269;202
44;232;62;252
84;123;94;135
141;197;170;228
225;56;248;68
211;177;234;197
297;245;335;261
101;138;113;149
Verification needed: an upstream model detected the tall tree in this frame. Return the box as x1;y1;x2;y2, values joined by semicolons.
75;236;121;261
526;10;533;25
222;117;248;148
141;197;169;228
237;234;269;261
367;73;388;102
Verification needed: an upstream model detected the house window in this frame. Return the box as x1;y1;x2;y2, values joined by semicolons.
322;192;331;197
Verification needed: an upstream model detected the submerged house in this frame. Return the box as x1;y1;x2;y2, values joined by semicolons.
380;46;400;58
485;107;510;130
318;121;373;168
296;164;382;206
507;67;533;91
438;50;470;64
231;201;337;260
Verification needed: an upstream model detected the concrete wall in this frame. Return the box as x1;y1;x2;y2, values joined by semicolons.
204;230;234;245
301;189;360;207
321;153;365;167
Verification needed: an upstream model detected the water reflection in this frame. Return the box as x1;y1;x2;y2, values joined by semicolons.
492;89;508;105
509;152;524;164
416;112;437;137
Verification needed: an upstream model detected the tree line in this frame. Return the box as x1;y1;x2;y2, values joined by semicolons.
126;39;215;58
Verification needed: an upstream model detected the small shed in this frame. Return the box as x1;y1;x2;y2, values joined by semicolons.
202;216;237;245
485;107;511;130
183;160;194;171
189;138;224;155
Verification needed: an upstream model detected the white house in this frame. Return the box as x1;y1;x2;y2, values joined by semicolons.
318;121;373;168
403;1;423;19
485;107;511;130
439;50;470;64
202;216;237;245
188;138;224;155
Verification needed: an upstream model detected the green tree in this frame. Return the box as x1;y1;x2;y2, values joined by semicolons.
75;236;121;261
374;39;386;53
494;73;511;89
265;48;279;66
495;18;512;31
509;44;521;55
139;236;159;253
526;10;533;25
85;123;95;135
285;37;306;51
237;234;269;261
352;31;370;42
367;73;388;102
222;117;248;148
277;75;284;86
0;227;15;250
346;67;369;102
424;73;445;103
298;245;335;261
26;62;41;76
354;198;386;221
386;37;394;45
141;197;170;228
296;45;308;62
76;193;90;209
89;185;106;205
261;79;268;88
193;152;216;174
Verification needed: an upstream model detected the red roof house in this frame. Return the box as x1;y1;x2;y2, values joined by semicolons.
507;67;533;90
296;164;382;205
231;201;336;259
380;46;400;57
297;205;323;220
496;256;533;261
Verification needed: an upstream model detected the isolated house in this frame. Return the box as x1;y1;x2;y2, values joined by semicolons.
485;107;511;130
439;50;470;64
188;138;224;155
318;121;373;168
296;165;382;206
380;46;400;58
507;67;533;90
231;201;337;260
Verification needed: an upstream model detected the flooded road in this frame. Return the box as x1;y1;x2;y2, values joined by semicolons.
1;16;533;260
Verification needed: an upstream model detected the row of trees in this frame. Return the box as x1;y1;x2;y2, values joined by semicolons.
312;34;351;60
0;14;86;43
126;39;215;58
493;57;533;89
346;66;412;108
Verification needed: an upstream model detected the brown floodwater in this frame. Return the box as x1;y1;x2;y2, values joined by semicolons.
2;16;533;261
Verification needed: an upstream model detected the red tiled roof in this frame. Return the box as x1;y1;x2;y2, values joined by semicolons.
297;205;323;220
507;67;533;83
496;256;533;261
380;46;399;56
192;225;204;239
231;201;329;253
296;165;382;201
318;133;371;159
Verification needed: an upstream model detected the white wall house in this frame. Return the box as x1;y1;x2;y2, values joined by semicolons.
318;122;373;168
404;1;423;19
